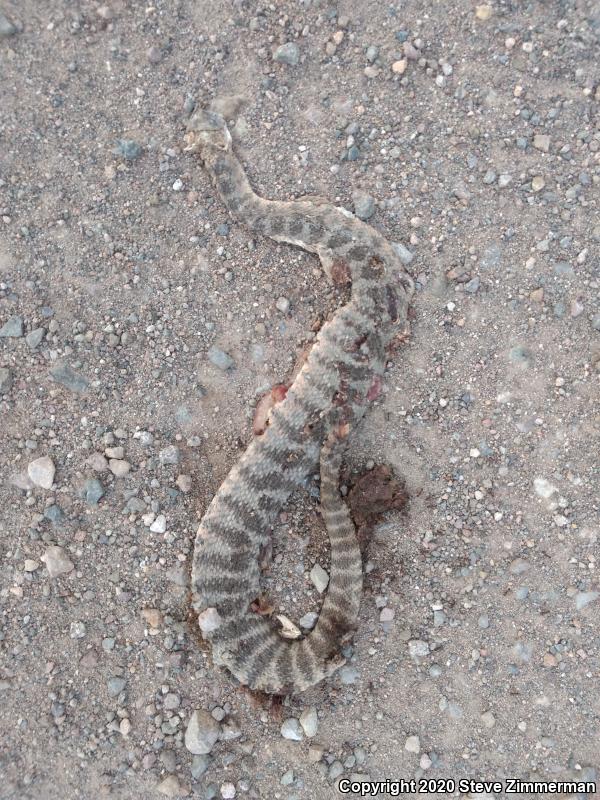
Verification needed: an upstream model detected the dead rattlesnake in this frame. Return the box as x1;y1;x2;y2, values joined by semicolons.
185;109;413;693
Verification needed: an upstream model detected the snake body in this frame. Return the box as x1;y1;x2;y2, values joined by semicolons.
185;109;413;693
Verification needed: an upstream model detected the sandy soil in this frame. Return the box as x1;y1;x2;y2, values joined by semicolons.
1;1;599;798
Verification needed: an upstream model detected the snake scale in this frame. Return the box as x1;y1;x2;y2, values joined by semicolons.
185;108;413;694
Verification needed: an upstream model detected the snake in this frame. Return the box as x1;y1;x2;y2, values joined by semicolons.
184;108;413;694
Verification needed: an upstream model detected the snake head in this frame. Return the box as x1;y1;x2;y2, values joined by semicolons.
184;108;232;154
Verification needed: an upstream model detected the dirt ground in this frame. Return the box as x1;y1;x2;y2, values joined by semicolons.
1;1;599;799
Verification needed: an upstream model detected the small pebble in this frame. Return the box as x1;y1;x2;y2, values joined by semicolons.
280;770;294;786
141;608;162;628
475;4;493;20
299;707;318;738
310;564;329;593
481;711;496;728
208;345;235;371
299;611;318;629
391;59;407;75
82;478;105;505
150;514;167;533
114;139;142;160
575;592;598;610
107;676;126;696
533;134;550;152
352;192;375;220
392;242;414;265
191;754;210;779
198;608;222;634
0;315;23;337
531;175;545;192
146;45;162;65
280;717;303;741
339;665;359;684
159;445;180;465
40;546;74;577
408;639;429;658
420;754;432;769
220;783;236;800
27;456;55;489
464;276;480;294
0;12;17;36
156;776;182;798
164;693;180;710
26;328;45;349
109;459;131;477
70;621;86;639
273;43;299;66
405;735;420;754
0;368;12;393
49;363;89;393
185;710;220;755
176;474;192;492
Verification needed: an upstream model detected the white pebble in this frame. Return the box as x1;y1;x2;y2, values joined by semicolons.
220;782;236;799
197;607;222;634
27;456;55;489
281;717;304;741
299;611;318;629
150;514;167;533
70;621;86;639
310;564;329;593
299;707;319;738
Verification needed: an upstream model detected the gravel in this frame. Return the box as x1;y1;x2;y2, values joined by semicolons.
1;2;598;798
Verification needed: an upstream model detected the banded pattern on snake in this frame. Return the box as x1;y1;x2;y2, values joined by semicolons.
185;109;413;694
